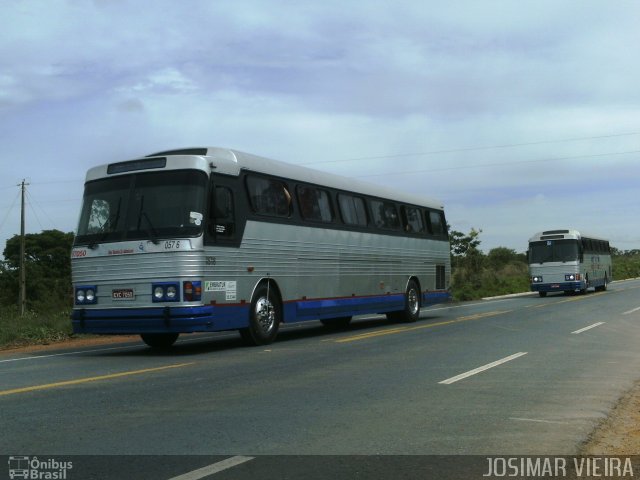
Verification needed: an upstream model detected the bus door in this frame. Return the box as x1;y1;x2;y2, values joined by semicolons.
206;176;243;245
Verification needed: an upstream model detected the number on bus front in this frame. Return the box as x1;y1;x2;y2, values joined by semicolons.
164;240;181;250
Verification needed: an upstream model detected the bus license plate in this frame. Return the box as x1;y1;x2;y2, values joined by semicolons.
112;289;135;300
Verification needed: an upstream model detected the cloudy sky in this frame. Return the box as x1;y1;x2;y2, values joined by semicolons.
1;0;639;256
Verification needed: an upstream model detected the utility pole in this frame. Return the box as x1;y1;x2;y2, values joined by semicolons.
19;179;28;316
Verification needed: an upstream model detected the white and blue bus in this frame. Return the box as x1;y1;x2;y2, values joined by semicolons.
528;229;612;297
71;147;451;347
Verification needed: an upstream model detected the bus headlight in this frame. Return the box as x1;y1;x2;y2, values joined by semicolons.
153;286;165;300
166;285;177;300
531;276;543;283
565;274;576;281
75;285;97;305
85;288;95;303
151;282;180;302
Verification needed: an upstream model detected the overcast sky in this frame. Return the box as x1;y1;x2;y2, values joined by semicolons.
1;0;639;257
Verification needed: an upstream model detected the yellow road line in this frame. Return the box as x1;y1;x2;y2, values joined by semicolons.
336;311;511;343
0;362;195;397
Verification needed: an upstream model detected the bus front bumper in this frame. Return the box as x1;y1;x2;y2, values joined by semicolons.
71;305;249;334
530;281;584;293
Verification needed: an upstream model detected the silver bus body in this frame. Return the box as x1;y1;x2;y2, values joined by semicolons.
71;147;451;344
528;229;612;296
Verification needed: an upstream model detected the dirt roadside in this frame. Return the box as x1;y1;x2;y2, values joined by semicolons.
2;335;640;455
581;381;640;455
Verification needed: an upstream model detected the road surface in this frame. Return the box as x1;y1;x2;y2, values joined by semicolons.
2;278;640;478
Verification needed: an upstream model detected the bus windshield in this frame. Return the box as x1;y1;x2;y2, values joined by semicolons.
75;170;207;246
529;239;580;264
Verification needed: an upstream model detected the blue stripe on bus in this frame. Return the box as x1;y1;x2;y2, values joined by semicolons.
71;291;451;334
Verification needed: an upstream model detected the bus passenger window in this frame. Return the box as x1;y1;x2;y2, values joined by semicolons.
297;186;333;222
246;175;291;217
338;194;367;226
428;211;445;236
210;186;235;238
371;200;401;230
401;206;425;233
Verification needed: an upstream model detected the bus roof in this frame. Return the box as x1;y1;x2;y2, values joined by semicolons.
89;146;445;211
528;229;609;243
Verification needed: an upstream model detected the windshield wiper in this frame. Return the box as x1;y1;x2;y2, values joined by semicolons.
137;196;160;245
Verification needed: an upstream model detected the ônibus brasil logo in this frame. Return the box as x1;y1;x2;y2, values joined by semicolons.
7;456;72;479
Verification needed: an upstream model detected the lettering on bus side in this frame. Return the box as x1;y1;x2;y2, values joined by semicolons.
205;280;237;301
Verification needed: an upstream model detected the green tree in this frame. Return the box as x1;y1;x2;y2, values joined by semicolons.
449;227;483;258
487;247;525;270
1;230;74;311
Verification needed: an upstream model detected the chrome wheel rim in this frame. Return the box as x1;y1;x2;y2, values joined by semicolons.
254;296;276;333
407;288;419;316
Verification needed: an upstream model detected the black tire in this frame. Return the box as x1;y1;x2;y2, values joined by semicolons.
538;291;547;297
240;283;281;346
140;333;179;349
320;316;352;329
387;280;421;323
596;275;608;292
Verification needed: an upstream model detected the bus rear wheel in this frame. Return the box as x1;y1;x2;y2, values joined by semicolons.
240;283;281;346
596;275;608;292
387;280;421;323
140;333;179;349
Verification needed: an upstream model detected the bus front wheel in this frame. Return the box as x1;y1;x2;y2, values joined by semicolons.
140;333;179;349
240;283;281;346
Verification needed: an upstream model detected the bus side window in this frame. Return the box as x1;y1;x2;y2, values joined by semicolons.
401;206;425;233
370;199;401;230
297;185;334;222
427;210;445;237
338;194;368;226
210;186;235;238
246;175;291;217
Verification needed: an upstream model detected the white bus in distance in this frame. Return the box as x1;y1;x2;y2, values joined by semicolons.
528;229;612;297
71;147;451;348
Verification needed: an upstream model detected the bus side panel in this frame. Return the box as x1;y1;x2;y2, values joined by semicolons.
204;221;451;323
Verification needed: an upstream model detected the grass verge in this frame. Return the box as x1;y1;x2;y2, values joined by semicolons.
0;307;74;350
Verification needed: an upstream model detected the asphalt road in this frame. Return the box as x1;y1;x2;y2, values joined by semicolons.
2;279;640;479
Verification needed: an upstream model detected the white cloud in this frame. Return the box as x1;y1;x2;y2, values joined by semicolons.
2;0;640;256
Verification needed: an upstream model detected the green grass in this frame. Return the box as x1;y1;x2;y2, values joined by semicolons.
0;306;74;349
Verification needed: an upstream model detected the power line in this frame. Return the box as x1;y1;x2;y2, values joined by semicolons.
300;131;640;166
25;189;46;231
1;178;82;189
0;189;20;234
354;149;640;179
